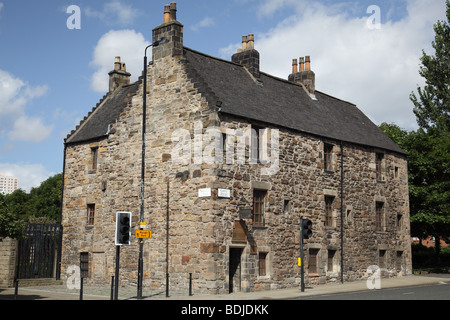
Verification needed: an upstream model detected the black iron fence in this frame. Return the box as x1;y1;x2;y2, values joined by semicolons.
16;224;63;280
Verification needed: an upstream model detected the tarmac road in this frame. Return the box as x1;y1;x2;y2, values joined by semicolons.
0;274;449;301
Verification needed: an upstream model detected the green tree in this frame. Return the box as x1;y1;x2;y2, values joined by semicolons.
0;173;62;239
408;0;450;261
410;0;450;132
27;173;62;222
0;193;25;240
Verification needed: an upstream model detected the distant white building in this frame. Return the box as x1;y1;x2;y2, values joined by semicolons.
0;173;18;195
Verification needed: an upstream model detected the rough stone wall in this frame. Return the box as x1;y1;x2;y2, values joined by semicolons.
61;50;411;294
210;113;411;291
0;238;17;287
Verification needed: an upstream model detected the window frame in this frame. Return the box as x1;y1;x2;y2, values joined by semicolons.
259;252;268;277
87;204;95;225
253;189;266;226
325;196;334;227
324;143;333;171
376;201;384;232
91;147;99;171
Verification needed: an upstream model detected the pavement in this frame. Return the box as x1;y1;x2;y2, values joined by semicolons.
1;274;449;301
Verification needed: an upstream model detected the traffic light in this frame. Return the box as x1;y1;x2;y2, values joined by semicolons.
115;211;132;246
301;218;312;240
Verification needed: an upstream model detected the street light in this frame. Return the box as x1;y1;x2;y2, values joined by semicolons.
137;37;169;300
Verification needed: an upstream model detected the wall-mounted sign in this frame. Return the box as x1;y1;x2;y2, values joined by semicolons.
218;188;231;198
198;188;211;198
136;230;152;239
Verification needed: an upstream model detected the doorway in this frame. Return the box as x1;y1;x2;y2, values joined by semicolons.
229;248;243;293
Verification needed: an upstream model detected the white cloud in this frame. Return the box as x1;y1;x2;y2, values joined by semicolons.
0;3;4;12
90;29;150;93
227;0;446;131
0;163;54;192
85;0;140;26
191;17;215;32
0;70;53;142
8;115;53;143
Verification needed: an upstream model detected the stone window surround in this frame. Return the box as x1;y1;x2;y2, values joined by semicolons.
323;189;338;229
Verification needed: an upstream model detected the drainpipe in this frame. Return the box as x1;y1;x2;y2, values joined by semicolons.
340;141;344;284
56;143;67;280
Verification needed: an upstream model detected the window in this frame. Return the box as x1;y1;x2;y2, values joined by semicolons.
396;251;403;271
259;252;267;276
376;153;384;181
91;147;99;170
379;250;386;268
309;249;319;274
253;190;266;226
251;126;263;162
376;202;384;231
325;196;334;227
87;204;95;225
283;199;290;213
346;209;353;223
324;144;333;171
327;250;336;272
396;214;403;231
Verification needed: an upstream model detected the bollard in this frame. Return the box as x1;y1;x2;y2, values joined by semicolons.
110;275;115;300
14;279;18;300
166;273;169;297
79;277;84;300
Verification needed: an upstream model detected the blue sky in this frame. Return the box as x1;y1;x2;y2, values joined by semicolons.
0;0;446;191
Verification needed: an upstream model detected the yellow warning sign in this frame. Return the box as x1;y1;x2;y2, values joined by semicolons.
136;230;152;239
298;258;301;267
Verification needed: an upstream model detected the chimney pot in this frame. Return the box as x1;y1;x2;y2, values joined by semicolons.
305;56;311;71
248;34;255;49
164;5;171;23
242;35;248;50
292;59;298;73
114;56;121;71
170;2;177;21
299;57;305;71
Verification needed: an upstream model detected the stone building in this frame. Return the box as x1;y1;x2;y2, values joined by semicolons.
60;3;412;294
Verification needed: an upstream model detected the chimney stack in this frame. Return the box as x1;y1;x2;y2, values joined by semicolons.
232;33;260;78
153;2;183;60
288;56;315;95
108;56;131;92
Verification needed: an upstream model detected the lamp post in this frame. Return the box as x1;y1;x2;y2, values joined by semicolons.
137;37;168;300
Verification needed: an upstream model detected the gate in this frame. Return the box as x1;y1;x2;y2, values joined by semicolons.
16;224;63;280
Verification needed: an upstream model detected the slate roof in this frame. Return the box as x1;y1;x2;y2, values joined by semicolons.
66;47;404;155
183;47;405;155
65;82;139;144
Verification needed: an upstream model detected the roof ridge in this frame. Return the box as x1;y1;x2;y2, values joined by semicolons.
183;46;242;68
